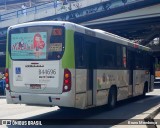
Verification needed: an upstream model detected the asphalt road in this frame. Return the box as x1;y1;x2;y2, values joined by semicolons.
0;85;160;128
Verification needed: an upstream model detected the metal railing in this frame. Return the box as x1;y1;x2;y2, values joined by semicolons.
0;0;100;22
0;2;55;21
0;0;149;22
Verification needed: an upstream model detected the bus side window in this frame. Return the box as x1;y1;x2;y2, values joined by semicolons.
135;51;145;69
102;41;116;68
74;34;85;68
122;47;127;68
116;45;123;68
150;56;155;75
96;42;103;68
127;49;134;69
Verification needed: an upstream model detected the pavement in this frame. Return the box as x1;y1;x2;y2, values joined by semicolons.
112;104;160;128
155;112;160;128
0;90;160;128
111;89;160;128
0;96;6;99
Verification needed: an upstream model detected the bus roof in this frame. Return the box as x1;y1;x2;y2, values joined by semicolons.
8;21;151;52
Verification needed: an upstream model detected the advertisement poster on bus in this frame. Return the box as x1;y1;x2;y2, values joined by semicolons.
11;32;47;59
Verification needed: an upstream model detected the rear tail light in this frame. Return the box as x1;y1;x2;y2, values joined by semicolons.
5;68;10;90
63;69;71;92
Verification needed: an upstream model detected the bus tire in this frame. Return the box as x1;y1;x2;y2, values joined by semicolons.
108;88;117;109
142;83;148;97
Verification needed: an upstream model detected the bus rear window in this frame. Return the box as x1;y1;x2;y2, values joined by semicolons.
9;26;65;60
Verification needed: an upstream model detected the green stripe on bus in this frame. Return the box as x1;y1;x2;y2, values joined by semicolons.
62;30;75;68
6;33;11;68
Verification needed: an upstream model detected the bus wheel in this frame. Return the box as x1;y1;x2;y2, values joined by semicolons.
142;85;148;97
108;88;117;109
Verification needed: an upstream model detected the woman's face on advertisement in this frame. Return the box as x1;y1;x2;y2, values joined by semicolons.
35;36;41;42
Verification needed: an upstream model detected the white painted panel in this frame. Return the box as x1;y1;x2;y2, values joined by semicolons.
75;69;87;93
11;60;64;94
118;86;129;100
133;70;150;96
96;70;129;102
75;93;87;109
96;90;108;106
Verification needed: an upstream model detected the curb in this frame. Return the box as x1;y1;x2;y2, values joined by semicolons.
0;96;6;99
144;107;160;128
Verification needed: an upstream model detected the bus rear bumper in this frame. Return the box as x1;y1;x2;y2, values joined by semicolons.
6;90;75;108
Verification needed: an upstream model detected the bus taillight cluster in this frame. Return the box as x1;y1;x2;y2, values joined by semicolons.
5;68;10;90
63;69;71;92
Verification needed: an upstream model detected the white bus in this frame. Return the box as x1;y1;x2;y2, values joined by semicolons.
5;21;155;109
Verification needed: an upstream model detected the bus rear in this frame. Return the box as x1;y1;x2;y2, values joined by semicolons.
6;22;75;107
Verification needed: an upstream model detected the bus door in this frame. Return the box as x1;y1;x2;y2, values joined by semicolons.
128;50;135;97
86;42;96;106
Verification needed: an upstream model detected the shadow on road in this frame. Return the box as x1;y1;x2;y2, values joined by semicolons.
6;86;160;127
10;94;157;126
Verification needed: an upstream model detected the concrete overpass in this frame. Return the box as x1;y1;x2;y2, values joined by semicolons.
81;3;160;46
0;0;160;61
0;0;160;43
0;0;160;70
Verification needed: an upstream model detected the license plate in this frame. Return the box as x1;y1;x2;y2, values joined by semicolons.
30;84;41;89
